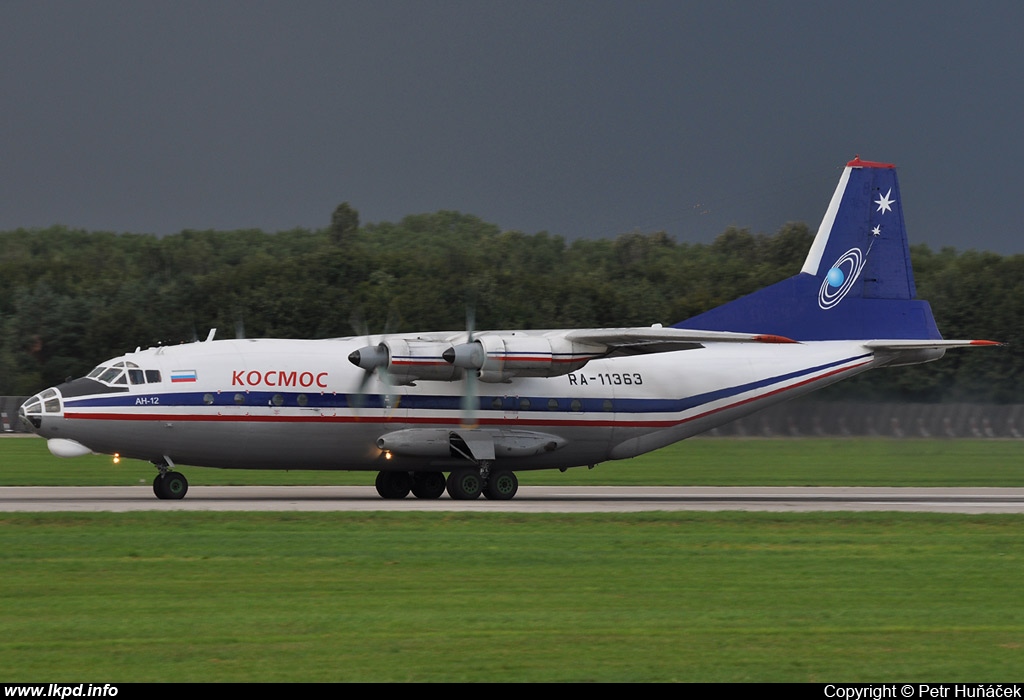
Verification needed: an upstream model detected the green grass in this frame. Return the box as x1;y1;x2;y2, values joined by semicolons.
0;511;1022;682
2;434;1023;487
3;436;1024;681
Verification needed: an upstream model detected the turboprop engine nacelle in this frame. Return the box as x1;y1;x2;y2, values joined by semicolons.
443;333;605;383
348;338;461;384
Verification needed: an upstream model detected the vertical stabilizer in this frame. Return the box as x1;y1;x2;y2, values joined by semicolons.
675;157;942;341
800;157;916;301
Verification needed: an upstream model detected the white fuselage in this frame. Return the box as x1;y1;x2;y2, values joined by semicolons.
23;336;883;473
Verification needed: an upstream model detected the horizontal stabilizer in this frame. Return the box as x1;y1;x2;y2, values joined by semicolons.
863;339;1002;351
860;338;1001;367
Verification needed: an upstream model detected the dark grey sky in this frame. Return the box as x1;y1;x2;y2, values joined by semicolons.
3;1;1021;252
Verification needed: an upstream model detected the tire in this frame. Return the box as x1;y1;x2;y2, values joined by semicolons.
446;469;482;500
155;471;188;500
484;470;518;500
411;471;446;499
375;471;411;499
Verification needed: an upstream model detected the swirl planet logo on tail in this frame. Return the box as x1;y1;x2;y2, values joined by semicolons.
818;247;867;309
817;180;893;310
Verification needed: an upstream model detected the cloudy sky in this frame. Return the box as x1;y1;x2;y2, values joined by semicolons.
2;1;1021;252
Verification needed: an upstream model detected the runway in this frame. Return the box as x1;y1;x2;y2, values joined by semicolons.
3;485;1024;513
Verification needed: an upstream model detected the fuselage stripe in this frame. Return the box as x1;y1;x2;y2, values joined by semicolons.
61;354;874;429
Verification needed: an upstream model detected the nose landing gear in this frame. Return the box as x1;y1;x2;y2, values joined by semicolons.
152;458;188;500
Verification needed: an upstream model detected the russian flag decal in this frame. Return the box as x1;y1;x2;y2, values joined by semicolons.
171;370;198;383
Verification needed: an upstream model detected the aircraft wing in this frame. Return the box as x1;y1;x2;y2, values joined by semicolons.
563;327;797;357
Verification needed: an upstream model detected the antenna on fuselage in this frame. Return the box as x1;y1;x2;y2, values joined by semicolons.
206;329;217;342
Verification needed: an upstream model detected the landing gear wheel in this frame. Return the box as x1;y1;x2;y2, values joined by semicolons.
484;470;518;500
411;471;446;499
154;471;188;500
375;471;411;499
446;469;482;500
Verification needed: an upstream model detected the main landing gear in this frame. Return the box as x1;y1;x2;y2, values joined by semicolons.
375;465;519;501
375;470;447;499
152;458;188;500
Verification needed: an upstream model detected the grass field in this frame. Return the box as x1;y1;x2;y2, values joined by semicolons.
1;511;1022;682
1;436;1023;681
2;433;1023;486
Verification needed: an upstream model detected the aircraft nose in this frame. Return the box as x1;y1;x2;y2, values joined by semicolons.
18;387;63;433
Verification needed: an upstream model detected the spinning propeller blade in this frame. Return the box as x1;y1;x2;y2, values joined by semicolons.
347;306;399;414
460;304;478;429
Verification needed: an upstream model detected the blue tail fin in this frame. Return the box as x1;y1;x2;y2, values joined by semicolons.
675;157;942;341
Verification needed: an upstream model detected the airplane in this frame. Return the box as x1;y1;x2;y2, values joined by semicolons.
18;156;999;501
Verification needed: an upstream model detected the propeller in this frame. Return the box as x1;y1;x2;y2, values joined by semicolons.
441;304;481;429
347;306;398;414
462;306;479;428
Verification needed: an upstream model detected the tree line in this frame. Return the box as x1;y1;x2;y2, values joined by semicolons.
0;210;1019;402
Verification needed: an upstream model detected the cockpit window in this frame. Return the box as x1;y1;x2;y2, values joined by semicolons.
98;368;123;384
37;389;61;413
91;361;161;386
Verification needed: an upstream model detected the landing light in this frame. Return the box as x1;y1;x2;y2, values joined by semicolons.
383;450;393;460
113;453;120;464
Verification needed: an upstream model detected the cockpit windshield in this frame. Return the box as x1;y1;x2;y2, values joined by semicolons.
88;361;161;386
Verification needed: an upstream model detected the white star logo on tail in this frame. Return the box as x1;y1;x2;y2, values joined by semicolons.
875;188;894;214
